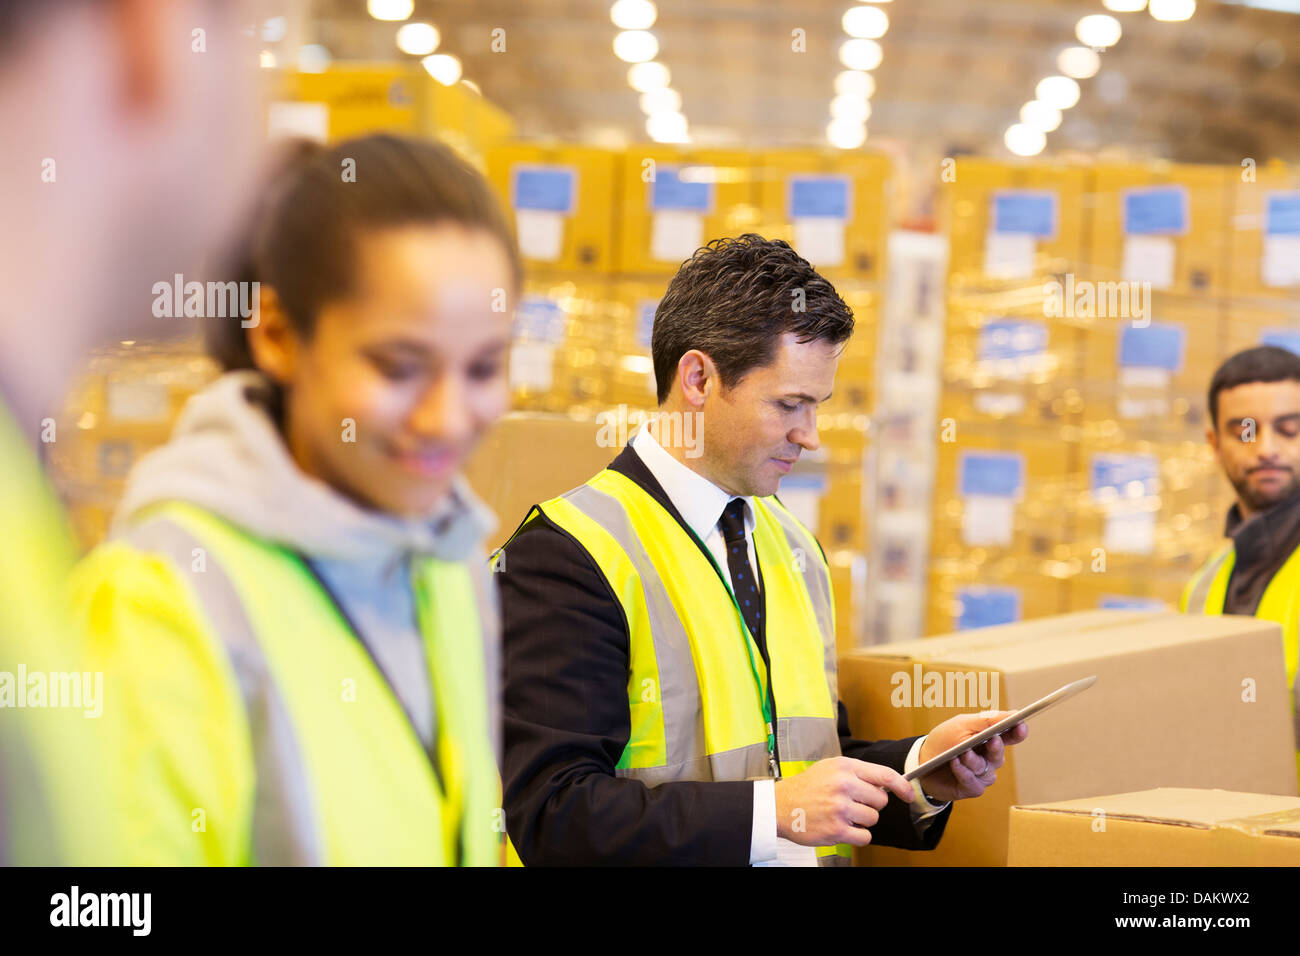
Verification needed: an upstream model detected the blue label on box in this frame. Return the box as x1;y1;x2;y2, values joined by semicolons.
513;296;567;344
1261;328;1300;356
1118;322;1185;371
1266;193;1300;236
957;587;1021;631
1123;186;1188;236
1090;453;1159;498
978;319;1048;361
512;166;575;214
958;452;1024;499
789;176;850;219
651;167;714;213
636;299;658;349
992;191;1058;238
1100;595;1167;611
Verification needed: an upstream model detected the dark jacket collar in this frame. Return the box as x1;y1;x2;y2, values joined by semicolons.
1225;486;1300;567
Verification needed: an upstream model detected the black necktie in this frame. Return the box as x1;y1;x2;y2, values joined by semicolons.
718;498;763;642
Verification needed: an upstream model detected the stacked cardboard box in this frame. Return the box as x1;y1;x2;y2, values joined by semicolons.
838;610;1297;866
1009;788;1300;866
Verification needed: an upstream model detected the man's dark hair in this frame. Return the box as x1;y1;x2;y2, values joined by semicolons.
650;234;854;404
1208;345;1300;427
206;132;522;372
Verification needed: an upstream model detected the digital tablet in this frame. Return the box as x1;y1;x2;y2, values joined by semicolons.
902;674;1097;782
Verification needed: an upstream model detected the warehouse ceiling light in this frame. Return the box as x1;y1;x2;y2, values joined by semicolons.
827;119;867;149
1005;124;1046;156
1057;46;1101;79
261;16;288;43
839;38;883;71
842;5;889;39
834;69;876;98
639;87;682;114
830;93;872;123
611;0;658;30
1076;14;1123;48
422;53;462;85
1150;0;1196;20
646;110;689;143
614;29;659;63
1102;0;1147;11
1020;99;1062;132
396;22;440;56
1036;75;1081;109
368;0;413;22
628;61;670;91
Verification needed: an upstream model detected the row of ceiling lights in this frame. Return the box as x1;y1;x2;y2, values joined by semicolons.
828;3;889;149
368;0;468;87
1004;0;1197;156
608;0;689;143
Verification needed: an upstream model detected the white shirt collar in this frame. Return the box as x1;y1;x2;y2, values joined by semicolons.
629;422;756;541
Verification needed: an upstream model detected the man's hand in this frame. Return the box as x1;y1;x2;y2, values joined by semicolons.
915;712;1029;803
774;756;915;847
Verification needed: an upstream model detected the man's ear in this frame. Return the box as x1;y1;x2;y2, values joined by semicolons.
675;349;715;408
246;285;299;385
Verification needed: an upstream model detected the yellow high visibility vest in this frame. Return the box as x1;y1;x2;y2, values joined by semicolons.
1182;540;1300;776
519;467;850;865
71;501;503;865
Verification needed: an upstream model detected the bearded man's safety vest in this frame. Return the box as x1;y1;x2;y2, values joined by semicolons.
1181;540;1300;772
526;467;850;865
75;501;502;866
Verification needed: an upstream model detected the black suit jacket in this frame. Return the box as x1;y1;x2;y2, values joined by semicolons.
499;444;951;865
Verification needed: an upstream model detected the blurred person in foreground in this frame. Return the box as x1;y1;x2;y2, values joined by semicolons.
70;134;519;865
0;0;264;864
497;235;1027;866
1183;345;1300;774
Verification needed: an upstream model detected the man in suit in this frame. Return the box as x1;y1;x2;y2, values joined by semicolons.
498;235;1027;865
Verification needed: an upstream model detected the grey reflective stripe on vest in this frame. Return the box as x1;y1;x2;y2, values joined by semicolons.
764;501;839;704
558;484;707;780
125;518;323;866
1186;546;1233;613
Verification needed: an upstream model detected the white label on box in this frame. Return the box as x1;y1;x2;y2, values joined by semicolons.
793;218;846;268
515;209;566;262
1121;235;1176;289
982;232;1036;280
974;392;1027;416
508;341;554;390
961;495;1015;547
1262;235;1300;287
106;380;170;423
650;210;704;263
1119;366;1171;388
267;101;329;142
1103;508;1156;555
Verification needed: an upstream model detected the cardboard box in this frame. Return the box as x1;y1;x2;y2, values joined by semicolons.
464;413;618;552
486;144;620;274
838;611;1298;866
615;146;760;275
1008;788;1300;866
754;148;891;283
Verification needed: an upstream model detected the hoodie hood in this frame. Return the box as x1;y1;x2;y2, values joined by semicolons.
113;370;497;564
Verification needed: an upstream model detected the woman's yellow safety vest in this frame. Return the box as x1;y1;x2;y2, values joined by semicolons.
72;501;502;866
528;468;850;865
1181;541;1300;777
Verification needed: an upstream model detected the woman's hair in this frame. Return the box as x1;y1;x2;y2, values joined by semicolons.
206;133;522;371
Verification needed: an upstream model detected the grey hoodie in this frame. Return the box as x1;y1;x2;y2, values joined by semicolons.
113;370;501;757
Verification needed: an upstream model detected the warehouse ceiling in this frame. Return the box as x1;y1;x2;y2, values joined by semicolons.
296;0;1300;164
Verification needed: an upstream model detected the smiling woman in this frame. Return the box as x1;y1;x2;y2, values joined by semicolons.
68;133;523;866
